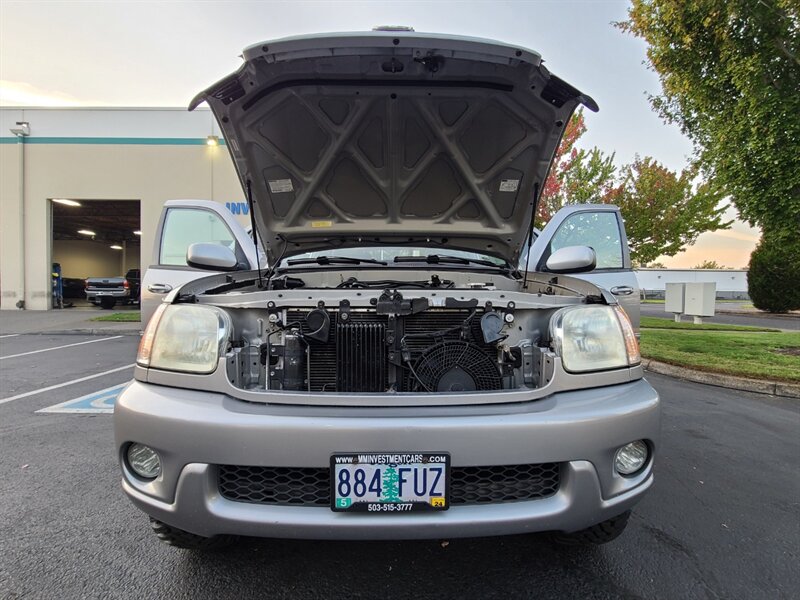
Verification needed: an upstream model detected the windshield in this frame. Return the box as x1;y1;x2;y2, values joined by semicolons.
284;247;508;267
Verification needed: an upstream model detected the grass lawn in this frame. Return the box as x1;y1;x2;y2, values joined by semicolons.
640;316;779;332
90;312;141;322
639;328;800;383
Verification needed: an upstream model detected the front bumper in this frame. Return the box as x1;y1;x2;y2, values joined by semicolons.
115;379;660;540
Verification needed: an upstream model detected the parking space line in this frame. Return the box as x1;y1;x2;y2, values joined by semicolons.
0;334;20;339
0;335;122;360
0;363;135;405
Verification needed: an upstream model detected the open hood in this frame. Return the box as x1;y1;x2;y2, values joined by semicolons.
191;31;598;265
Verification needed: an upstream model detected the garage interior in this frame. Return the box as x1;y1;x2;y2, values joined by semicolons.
51;199;141;308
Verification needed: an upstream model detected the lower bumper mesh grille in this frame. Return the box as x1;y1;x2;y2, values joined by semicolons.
218;463;560;507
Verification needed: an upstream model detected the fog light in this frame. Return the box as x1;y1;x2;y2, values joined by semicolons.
614;440;648;475
127;443;161;479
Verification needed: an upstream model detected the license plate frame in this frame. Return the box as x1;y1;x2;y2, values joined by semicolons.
330;452;450;513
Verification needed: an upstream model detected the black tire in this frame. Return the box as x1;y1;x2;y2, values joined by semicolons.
99;297;116;310
551;510;631;546
149;517;235;550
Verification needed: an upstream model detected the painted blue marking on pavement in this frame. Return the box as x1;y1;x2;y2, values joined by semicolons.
37;383;128;414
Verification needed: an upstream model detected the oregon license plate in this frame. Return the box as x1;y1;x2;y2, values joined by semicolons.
331;452;449;512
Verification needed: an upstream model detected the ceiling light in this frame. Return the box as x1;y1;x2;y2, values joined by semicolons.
206;135;219;146
78;229;96;236
133;230;142;236
53;198;81;207
110;245;123;250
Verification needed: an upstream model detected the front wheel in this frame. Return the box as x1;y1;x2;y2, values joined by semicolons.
149;518;235;550
551;510;631;546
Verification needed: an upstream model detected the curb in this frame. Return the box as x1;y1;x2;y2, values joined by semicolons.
642;359;800;399
715;309;800;320
3;328;142;336
66;328;142;336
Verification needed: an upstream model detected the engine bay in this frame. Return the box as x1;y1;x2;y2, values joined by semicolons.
226;290;556;394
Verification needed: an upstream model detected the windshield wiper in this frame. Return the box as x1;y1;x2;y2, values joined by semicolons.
286;256;388;266
393;254;507;269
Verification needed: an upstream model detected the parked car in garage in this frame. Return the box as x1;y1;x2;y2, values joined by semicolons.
85;268;140;309
62;277;88;299
117;30;657;551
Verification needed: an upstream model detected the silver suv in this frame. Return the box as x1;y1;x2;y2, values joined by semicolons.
117;31;659;549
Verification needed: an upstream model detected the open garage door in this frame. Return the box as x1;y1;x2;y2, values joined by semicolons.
50;199;141;310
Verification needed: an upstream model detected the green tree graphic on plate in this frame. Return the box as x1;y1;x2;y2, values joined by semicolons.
381;466;401;502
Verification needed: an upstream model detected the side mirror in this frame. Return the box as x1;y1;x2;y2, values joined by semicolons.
545;246;597;274
186;243;239;271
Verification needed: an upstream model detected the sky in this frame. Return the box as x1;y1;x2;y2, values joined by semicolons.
0;0;759;268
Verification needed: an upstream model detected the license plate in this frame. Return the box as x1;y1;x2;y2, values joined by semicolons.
331;452;449;513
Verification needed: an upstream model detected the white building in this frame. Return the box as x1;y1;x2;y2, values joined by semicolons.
0;107;247;311
635;269;749;300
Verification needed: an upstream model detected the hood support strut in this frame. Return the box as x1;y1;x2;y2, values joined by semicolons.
246;179;264;289
523;182;540;290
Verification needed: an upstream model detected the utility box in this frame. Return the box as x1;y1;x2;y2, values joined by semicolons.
664;283;685;314
684;282;716;318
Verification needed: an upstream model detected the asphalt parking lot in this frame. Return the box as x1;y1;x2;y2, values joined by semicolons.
0;334;798;599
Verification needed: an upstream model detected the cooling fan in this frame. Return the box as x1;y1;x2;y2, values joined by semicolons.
411;341;501;392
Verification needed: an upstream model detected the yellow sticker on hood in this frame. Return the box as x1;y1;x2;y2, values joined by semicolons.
311;221;333;228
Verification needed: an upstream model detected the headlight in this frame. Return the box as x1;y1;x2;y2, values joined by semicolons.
137;304;230;373
550;305;640;373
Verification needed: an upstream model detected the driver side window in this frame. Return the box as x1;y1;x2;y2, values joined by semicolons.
159;208;238;266
549;212;623;270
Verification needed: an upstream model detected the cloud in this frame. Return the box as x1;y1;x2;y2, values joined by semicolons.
0;80;101;107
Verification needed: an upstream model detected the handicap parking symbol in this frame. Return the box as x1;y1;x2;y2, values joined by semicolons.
37;383;128;414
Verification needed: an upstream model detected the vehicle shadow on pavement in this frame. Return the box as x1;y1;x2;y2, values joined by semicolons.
175;535;628;600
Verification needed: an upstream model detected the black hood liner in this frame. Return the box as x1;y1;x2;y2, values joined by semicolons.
191;32;597;264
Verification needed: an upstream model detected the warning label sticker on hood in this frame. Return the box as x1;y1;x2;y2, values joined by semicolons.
499;179;520;192
268;179;294;193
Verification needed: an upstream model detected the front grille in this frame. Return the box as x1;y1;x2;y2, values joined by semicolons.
218;466;329;506
448;463;561;505
218;463;560;507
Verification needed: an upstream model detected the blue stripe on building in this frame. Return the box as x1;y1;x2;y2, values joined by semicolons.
0;137;226;145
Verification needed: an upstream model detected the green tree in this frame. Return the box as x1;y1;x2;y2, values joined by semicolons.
604;157;731;265
537;111;619;226
616;0;800;235
748;232;800;312
608;157;732;265
646;261;667;268
538;111;593;226
538;112;731;266
694;260;723;269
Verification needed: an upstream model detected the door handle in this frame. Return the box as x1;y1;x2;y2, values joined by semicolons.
147;283;173;294
610;285;634;296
